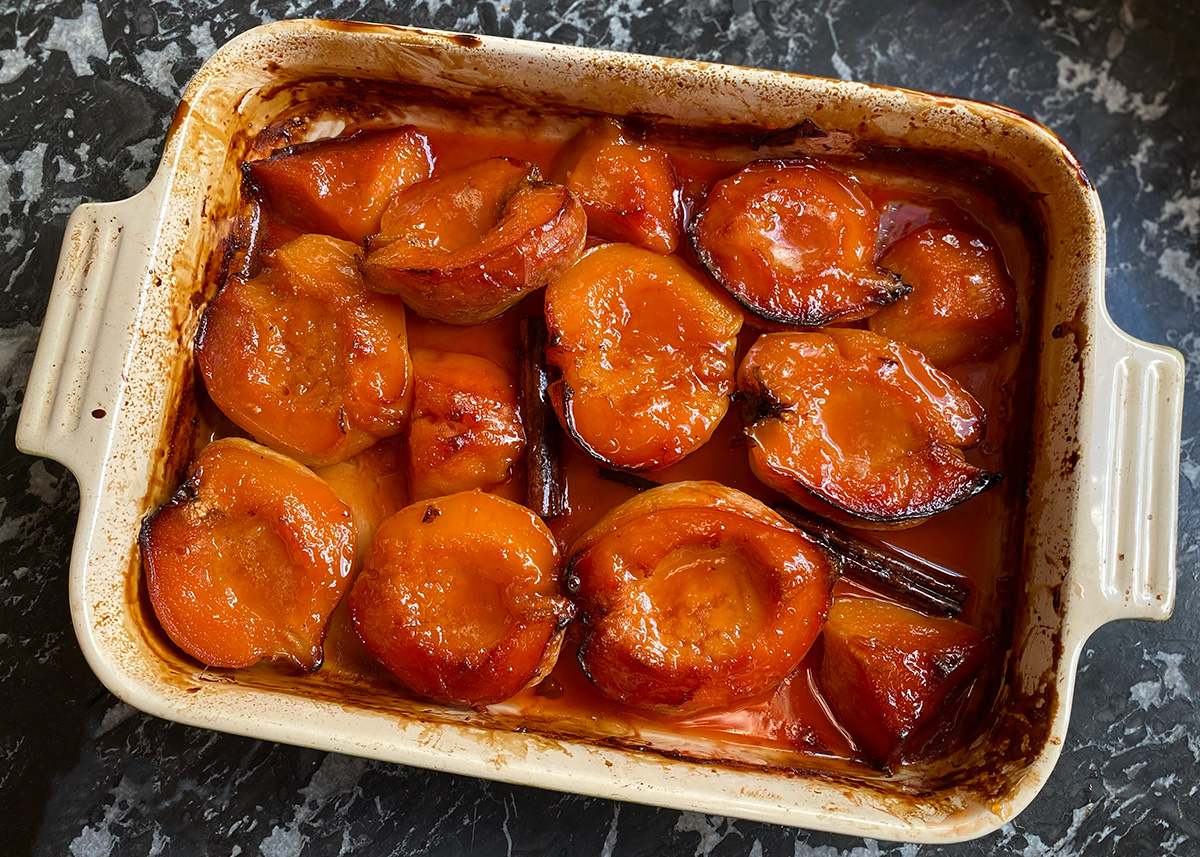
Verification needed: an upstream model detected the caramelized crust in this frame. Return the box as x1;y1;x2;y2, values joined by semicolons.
360;157;587;324
545;243;743;471
568;481;835;714
818;597;988;766
196;233;414;467
690;159;906;325
739;328;1000;528
407;348;525;500
244;126;433;243
870;227;1020;368
139;438;356;671
551;118;682;254
350;491;573;707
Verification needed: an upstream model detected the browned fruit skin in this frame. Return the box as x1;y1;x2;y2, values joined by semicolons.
350;491;573;707
139;438;356;671
818;598;987;766
739;328;999;528
689;159;906;326
196;234;414;468
359;158;587;324
568;481;835;715
244;126;433;243
545;243;743;471
870;228;1020;368
407;348;525;501
551;118;682;254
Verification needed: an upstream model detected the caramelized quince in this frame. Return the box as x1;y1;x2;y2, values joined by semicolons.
244;126;433;243
738;328;999;527
567;481;835;714
359;157;587;324
139;438;356;671
870;227;1020;368
407;348;525;500
544;243;743;471
196;233;414;467
818;597;987;766
313;437;409;561
350;491;573;707
550;118;682;254
689;159;906;325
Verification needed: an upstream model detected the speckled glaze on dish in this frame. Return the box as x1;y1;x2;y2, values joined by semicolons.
15;19;1184;843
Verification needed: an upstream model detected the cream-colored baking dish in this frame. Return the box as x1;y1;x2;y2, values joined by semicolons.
17;19;1184;843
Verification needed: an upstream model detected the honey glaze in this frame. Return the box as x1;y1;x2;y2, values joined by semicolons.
163;88;1043;777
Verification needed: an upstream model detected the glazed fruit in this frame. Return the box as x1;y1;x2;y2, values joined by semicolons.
359;157;587;324
407;348;525;500
689;159;907;325
350;491;573;707
312;437;408;562
244;126;433;243
196;233;414;468
139;438;356;671
818;597;987;766
870;227;1020;368
738;328;1000;528
550;118;682;254
567;481;835;714
544;243;743;471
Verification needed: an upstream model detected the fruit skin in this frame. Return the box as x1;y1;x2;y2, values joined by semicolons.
689;159;907;326
139;437;356;671
243;126;434;243
567;481;835;715
817;597;988;767
550;117;682;254
738;328;1000;528
359;158;587;325
544;243;743;472
870;227;1020;369
406;348;525;501
349;491;573;707
196;233;414;468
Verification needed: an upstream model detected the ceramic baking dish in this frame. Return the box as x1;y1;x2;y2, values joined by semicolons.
17;19;1184;842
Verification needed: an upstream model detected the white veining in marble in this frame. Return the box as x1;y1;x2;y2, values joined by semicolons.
44;2;109;77
1054;55;1169;121
600;804;621;856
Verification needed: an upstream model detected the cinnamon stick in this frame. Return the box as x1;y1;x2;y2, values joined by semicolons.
772;502;969;618
596;466;660;493
519;316;566;518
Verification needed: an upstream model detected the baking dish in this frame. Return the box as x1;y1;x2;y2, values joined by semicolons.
16;19;1184;842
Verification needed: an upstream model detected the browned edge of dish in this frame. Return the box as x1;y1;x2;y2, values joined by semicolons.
88;17;1101;838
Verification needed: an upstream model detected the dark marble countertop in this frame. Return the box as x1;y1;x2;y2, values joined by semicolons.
2;1;1197;854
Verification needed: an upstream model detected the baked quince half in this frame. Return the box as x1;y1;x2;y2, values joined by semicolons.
406;348;525;501
544;243;742;471
690;159;906;326
738;328;1000;528
350;491;573;707
244;126;433;243
567;481;835;715
139;438;356;671
197;233;413;467
359;157;587;324
818;597;988;767
870;227;1020;368
551;117;682;254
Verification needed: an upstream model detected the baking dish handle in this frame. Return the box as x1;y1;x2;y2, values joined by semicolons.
1086;314;1185;627
16;187;162;479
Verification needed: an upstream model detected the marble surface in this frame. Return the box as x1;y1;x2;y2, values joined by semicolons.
1;0;1197;854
